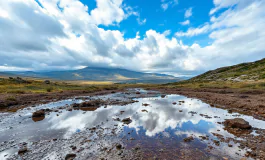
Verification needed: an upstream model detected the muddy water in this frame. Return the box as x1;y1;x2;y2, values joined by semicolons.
0;89;264;159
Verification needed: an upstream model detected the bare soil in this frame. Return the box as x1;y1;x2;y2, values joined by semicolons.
154;88;265;120
0;89;123;112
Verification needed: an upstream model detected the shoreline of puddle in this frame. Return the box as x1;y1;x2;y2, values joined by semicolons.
0;89;264;159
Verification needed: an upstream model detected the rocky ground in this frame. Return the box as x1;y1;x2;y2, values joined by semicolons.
0;89;124;112
155;88;265;120
1;88;265;159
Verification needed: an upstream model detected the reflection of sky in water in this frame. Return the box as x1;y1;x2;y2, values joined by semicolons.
1;94;265;141
0;93;264;159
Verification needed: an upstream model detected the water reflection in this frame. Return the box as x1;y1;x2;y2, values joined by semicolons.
0;93;264;159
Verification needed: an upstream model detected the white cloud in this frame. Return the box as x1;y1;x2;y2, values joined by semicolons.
161;0;178;11
179;20;190;25
210;0;240;15
184;7;192;18
137;18;146;25
0;0;265;75
90;0;126;26
175;24;210;37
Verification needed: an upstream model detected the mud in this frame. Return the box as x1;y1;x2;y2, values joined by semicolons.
0;88;265;160
154;88;265;120
0;89;124;112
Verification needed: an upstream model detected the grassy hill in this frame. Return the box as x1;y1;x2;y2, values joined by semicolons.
189;58;265;82
169;58;265;89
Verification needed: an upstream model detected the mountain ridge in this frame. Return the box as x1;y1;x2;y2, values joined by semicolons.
0;67;181;84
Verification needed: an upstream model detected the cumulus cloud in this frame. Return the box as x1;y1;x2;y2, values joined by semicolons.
0;0;265;76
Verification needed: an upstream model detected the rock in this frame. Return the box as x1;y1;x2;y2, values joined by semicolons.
18;148;28;154
70;146;76;150
116;144;122;150
122;118;132;124
141;109;148;113
65;154;76;160
228;109;233;114
32;110;45;117
161;95;166;98
113;118;120;121
142;103;150;106
120;111;125;114
136;92;141;94
213;140;220;146
224;118;252;129
172;102;177;105
80;99;103;108
44;80;51;84
183;136;194;142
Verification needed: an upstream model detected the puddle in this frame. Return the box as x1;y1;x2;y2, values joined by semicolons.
0;90;264;159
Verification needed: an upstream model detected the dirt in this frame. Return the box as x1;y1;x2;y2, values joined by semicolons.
153;88;265;120
149;87;265;159
0;89;124;112
1;87;265;159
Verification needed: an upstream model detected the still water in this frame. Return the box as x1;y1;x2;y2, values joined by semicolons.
0;90;264;159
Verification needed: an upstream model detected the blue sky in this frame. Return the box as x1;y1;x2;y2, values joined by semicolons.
0;0;264;76
83;0;214;46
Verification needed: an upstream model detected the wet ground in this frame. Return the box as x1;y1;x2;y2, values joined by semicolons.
0;89;264;160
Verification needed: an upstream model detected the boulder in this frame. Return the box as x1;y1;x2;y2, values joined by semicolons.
224;118;252;129
32;110;45;117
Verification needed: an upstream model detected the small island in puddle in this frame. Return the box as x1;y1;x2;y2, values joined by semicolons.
1;89;265;160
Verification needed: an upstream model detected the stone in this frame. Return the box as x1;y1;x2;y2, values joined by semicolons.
65;154;76;160
183;136;194;142
32;110;45;117
122;118;132;124
116;144;122;150
18;148;28;154
44;80;51;84
224;118;252;129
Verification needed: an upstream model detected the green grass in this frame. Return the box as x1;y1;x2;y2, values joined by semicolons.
189;58;265;82
164;79;265;90
0;77;154;94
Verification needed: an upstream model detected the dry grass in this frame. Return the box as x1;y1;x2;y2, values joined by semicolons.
0;77;154;94
164;79;265;90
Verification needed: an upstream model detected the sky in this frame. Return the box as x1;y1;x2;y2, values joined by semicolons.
0;0;264;76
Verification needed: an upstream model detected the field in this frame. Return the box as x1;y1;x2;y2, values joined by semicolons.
164;79;265;90
0;77;152;94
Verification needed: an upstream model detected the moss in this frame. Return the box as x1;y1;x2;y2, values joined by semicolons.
6;96;17;101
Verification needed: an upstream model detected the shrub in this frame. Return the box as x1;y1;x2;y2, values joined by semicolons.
46;87;53;92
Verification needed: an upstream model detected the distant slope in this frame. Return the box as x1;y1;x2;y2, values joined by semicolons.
189;58;265;82
2;67;181;84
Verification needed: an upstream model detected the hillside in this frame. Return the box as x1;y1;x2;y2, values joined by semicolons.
189;58;265;82
0;67;181;84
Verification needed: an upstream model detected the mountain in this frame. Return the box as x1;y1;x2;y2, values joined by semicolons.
189;58;265;82
0;67;181;84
